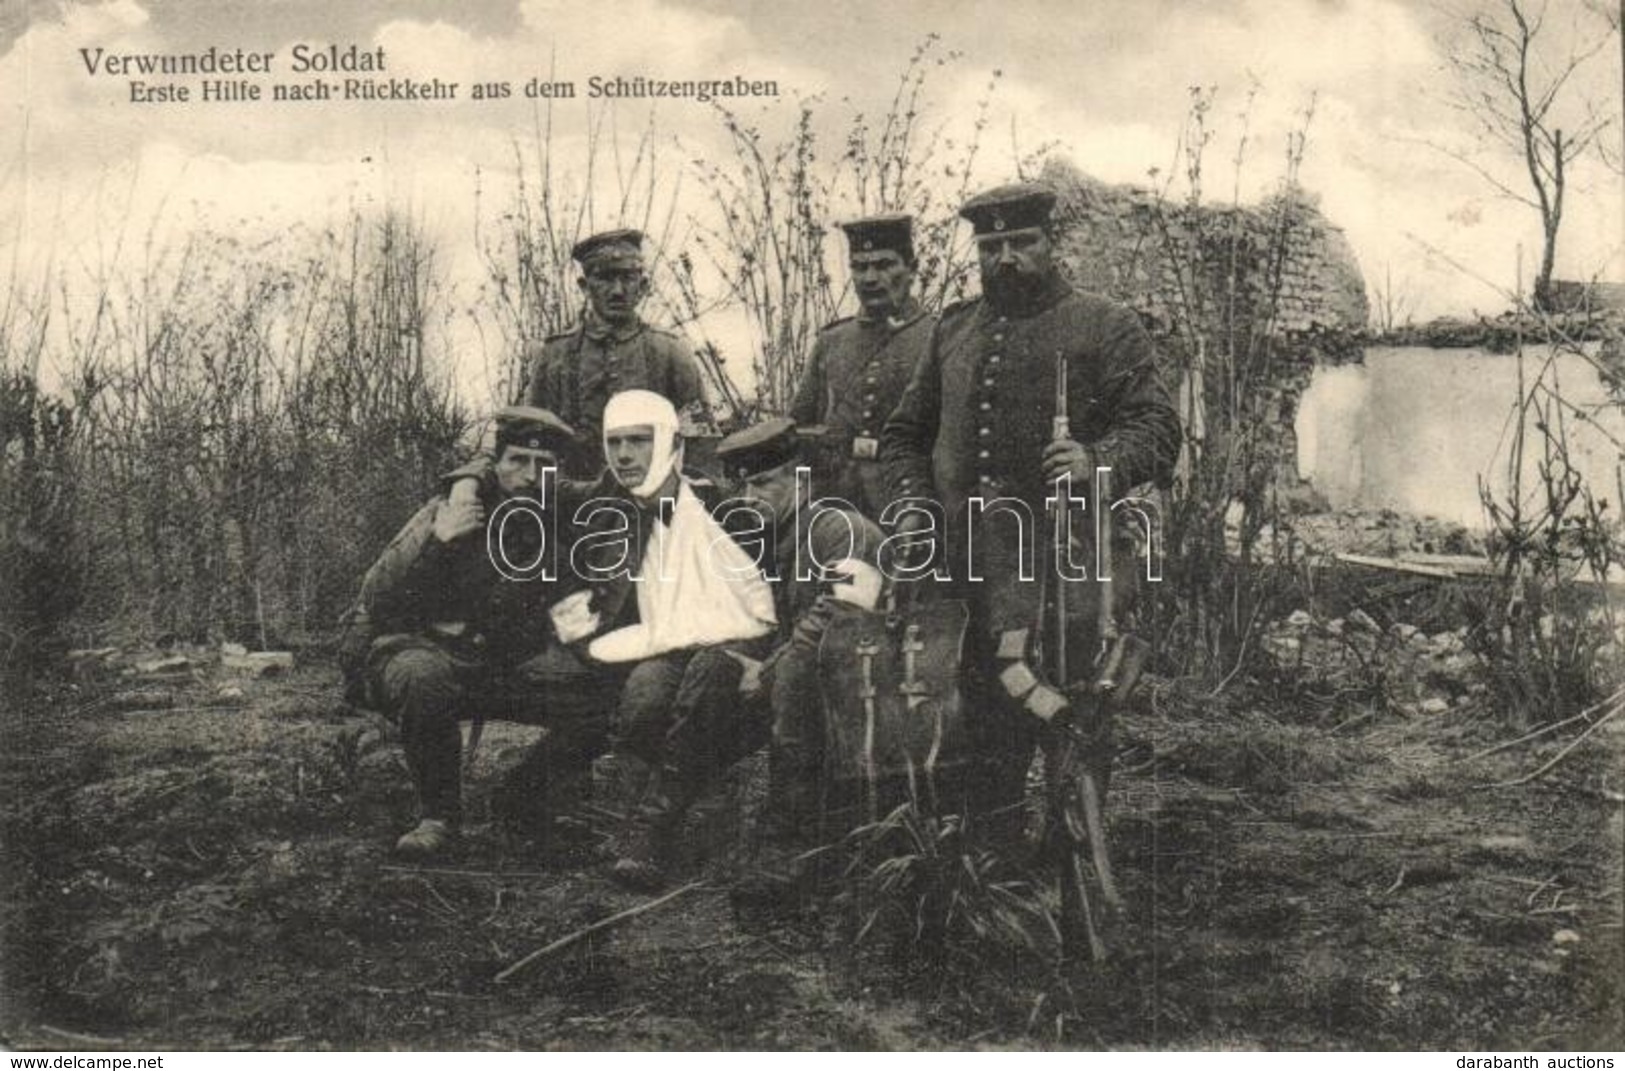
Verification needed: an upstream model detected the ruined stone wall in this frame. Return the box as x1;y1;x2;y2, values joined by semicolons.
1042;156;1369;342
1039;156;1368;500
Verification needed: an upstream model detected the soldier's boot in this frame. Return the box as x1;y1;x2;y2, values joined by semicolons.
384;648;465;856
395;817;458;859
609;771;699;893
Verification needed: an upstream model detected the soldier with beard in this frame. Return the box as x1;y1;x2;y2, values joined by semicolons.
880;182;1180;831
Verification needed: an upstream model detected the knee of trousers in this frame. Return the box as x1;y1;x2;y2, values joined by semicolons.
768;645;820;764
616;656;686;737
375;647;461;723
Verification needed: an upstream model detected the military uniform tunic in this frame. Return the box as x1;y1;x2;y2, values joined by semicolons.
880;273;1180;816
340;486;616;825
881;275;1179;523
522;315;704;466
789;299;933;517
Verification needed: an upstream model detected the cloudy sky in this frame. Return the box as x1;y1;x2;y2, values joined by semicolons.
3;0;1622;397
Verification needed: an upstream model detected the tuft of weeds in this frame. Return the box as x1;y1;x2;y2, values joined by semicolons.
831;801;1059;973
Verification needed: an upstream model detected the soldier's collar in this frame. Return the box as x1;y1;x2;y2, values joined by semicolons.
856;295;924;328
582;308;646;343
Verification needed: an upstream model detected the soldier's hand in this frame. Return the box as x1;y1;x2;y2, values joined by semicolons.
889;509;935;569
448;476;483;508
1042;438;1096;487
549;590;601;643
724;649;766;698
432;496;485;543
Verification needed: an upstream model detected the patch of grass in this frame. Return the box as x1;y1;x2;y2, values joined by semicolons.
832;802;1059;975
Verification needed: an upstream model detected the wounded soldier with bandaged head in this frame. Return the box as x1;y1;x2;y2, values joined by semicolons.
591;409;889;892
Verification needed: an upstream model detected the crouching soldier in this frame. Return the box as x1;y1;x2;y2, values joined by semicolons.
340;406;622;859
609;417;888;892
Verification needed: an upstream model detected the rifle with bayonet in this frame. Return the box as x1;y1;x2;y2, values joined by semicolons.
1039;348;1140;964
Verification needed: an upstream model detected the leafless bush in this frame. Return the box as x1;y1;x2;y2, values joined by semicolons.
1;230;78;680
687;102;839;417
0;371;79;681
690;35;1001;416
51;210;467;646
1369;261;1418;335
1129;86;1323;679
1469;312;1622;722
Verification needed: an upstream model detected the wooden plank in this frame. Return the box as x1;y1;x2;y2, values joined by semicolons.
1334;552;1459;578
1396;552;1498;575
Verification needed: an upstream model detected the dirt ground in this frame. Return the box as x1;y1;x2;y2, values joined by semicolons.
1;629;1621;1051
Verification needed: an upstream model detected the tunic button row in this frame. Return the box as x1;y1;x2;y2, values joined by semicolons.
979;402;991;412
979;427;991;437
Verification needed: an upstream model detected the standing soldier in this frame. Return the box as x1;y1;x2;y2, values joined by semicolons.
522;229;706;472
880;183;1180;830
790;214;934;517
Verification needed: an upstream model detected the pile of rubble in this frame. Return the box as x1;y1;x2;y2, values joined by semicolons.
1258;607;1485;715
66;641;299;710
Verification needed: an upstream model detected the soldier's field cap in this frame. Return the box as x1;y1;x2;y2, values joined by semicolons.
960;183;1057;236
715;416;801;479
494;405;577;454
839;213;914;257
571;229;645;271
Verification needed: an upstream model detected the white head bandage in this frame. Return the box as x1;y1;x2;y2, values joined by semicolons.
602;389;683;500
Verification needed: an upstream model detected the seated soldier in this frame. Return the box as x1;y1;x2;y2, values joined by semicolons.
340;406;621;859
609;417;888;892
563;392;780;887
583;389;778;666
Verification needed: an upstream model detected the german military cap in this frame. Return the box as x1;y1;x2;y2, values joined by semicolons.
839;213;915;259
494;405;577;455
715;416;801;479
570;229;645;271
959;183;1057;235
